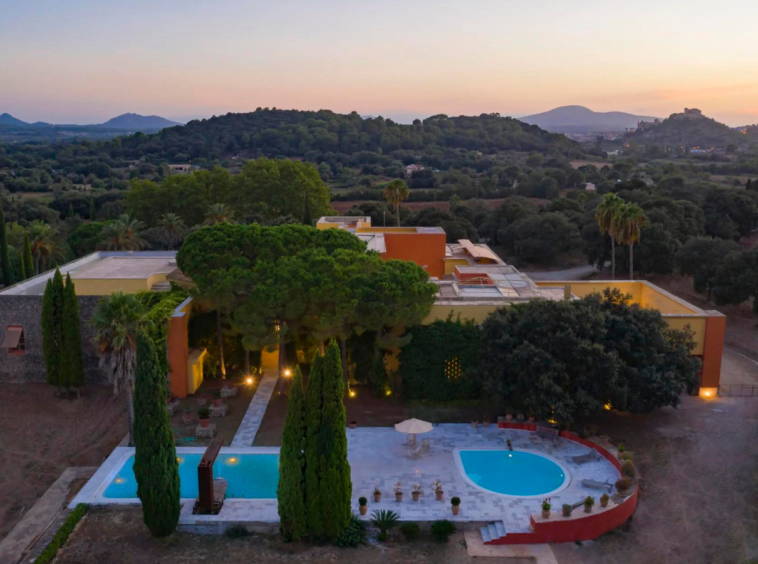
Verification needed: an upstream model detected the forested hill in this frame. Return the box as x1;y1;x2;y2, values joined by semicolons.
624;110;748;149
108;109;581;162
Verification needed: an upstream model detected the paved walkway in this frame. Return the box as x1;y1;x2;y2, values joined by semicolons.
0;466;96;564
231;349;280;447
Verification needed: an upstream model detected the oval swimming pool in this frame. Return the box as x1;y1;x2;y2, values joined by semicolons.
456;449;569;497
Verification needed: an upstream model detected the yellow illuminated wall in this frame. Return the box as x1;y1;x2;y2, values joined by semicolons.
69;273;170;296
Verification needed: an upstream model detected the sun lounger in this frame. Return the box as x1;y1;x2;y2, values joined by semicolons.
581;478;613;492
532;425;559;446
572;449;601;464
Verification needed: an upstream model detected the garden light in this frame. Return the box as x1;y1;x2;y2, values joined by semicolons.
349;389;356;398
283;369;292;378
246;377;254;385
176;457;183;463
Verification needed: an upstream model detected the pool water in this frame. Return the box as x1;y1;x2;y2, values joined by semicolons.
458;450;568;497
103;453;279;499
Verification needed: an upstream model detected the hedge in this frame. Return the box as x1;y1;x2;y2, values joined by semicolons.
35;503;88;564
397;317;482;401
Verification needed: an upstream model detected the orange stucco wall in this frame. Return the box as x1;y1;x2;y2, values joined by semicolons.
168;298;192;399
701;313;726;392
381;232;447;278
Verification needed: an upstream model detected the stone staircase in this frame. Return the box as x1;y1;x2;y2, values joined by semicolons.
151;281;172;292
480;520;507;544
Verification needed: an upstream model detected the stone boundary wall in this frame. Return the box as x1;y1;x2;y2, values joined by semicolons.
0;295;106;384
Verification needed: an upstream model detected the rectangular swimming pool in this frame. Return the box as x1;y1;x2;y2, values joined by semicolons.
103;452;279;499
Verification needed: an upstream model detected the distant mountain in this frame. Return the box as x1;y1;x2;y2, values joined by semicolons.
0;113;29;126
520;105;659;133
625;108;748;148
95;113;181;130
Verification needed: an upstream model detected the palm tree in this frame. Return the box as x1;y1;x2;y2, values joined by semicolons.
157;213;187;250
100;214;148;251
203;203;235;225
383;179;409;226
595;193;623;279
91;292;149;446
27;220;66;274
612;202;648;280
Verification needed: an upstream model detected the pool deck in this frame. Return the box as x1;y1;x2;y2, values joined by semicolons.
71;426;619;534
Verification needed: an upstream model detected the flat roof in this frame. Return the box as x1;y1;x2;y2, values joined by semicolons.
317;216;370;224
0;251;178;296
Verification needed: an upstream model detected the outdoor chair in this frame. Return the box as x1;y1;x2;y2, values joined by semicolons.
581;478;613;492
572;449;601;464
420;438;431;452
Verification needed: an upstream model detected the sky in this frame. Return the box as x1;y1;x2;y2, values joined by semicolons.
1;0;757;126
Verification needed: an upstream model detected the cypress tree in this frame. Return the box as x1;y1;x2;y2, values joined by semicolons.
318;340;352;539
68;203;75;219
51;269;66;389
18;248;26;281
42;279;61;388
304;351;325;538
61;274;85;391
277;366;308;541
23;234;34;278
133;332;181;538
746;179;753;191
89;199;97;220
0;208;11;286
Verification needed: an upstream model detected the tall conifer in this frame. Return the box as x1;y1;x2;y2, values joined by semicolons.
0;208;11;286
61;274;85;390
133;332;181;537
304;352;325;538
277;366;308;541
23;234;34;278
318;341;352;539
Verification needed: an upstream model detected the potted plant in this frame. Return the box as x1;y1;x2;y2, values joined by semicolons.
349;421;357;429
451;496;461;515
373;487;382;503
431;480;444;501
541;498;551;519
181;409;194;425
505;413;513;422
615;478;632;496
528;415;535;422
583;496;595;513
471;420;479;429
212;389;223;407
617;443;626;453
394;482;403;502
562;503;573;517
198;406;211;428
516;413;525;422
482;419;490;428
600;493;610;508
359;496;368;515
411;484;423;502
196;395;207;407
621;461;636;479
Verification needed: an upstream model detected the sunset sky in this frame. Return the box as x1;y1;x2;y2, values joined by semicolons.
1;0;757;126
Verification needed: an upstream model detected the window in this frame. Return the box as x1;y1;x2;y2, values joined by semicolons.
2;326;25;355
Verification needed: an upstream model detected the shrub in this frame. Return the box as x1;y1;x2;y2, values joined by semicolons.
562;503;573;516
400;522;421;541
358;496;367;507
621;461;636;478
431;519;456;543
225;524;249;538
35;504;88;564
616;478;633;492
451;496;461;506
371;509;399;541
619;451;634;462
335;516;367;548
198;406;210;419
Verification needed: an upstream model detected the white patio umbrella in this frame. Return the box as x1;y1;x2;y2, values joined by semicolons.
395;418;433;448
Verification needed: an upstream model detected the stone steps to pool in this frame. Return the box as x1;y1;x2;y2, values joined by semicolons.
480;520;507;544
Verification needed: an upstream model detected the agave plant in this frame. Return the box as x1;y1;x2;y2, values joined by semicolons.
371;509;399;541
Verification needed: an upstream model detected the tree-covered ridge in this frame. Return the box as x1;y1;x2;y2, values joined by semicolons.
113;109;579;161
625;111;748;150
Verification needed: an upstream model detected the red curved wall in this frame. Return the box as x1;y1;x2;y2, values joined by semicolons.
491;422;638;545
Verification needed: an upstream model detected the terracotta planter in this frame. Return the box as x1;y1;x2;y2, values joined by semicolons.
435;491;444;502
359;505;368;515
542;509;550;519
395;492;403;502
181;412;194;425
601;498;609;508
483;421;490;428
451;505;460;515
373;492;381;503
471;422;478;429
528;416;535;423
212;398;222;407
199;417;210;428
505;414;513;422
562;507;572;517
584;505;593;513
196;396;207;406
349;421;357;429
412;492;420;502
